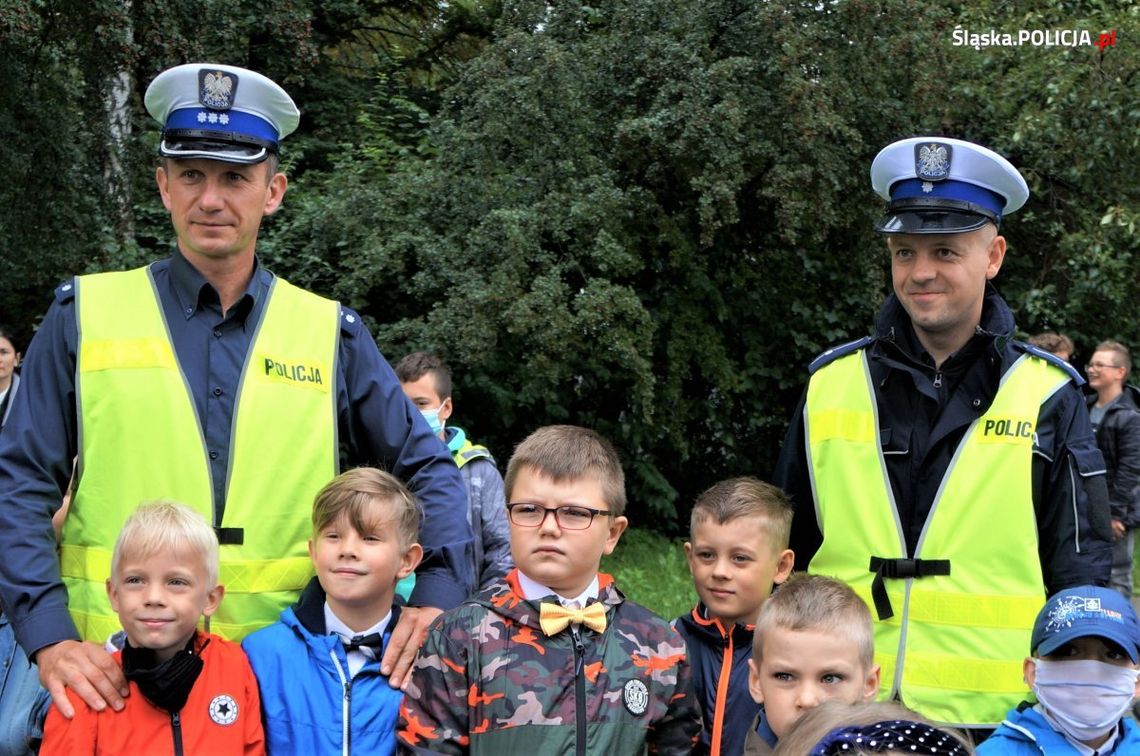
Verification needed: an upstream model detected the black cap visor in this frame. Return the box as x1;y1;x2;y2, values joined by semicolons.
875;197;999;235
159;128;276;165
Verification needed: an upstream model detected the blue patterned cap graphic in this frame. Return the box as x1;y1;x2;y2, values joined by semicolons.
1030;585;1140;663
870;136;1028;234
145;63;300;165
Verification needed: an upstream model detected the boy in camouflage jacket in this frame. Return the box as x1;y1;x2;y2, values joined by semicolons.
398;426;701;755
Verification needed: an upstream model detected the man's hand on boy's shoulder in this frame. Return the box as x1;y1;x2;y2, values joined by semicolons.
382;606;444;689
37;639;129;719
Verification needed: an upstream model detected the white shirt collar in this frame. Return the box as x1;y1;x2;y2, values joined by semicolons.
324;603;391;677
516;570;599;607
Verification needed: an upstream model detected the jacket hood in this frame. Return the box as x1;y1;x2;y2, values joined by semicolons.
285;575;403;641
472;569;624;631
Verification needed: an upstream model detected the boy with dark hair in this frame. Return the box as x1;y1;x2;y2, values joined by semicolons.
397;425;702;754
675;477;794;756
396;352;512;590
244;468;423;754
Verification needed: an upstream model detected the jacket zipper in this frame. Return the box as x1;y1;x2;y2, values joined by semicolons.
572;625;587;756
933;371;943;388
330;649;352;756
709;624;733;756
171;711;184;756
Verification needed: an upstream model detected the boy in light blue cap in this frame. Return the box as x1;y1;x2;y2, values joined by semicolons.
979;585;1140;755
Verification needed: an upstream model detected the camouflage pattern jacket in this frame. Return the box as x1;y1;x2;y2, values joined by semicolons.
397;570;702;755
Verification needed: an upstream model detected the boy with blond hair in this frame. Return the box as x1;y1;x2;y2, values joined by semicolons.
745;574;880;755
397;425;701;754
675;477;794;756
41;501;264;754
244;468;423;754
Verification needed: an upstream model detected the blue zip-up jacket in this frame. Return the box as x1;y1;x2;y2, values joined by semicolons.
674;604;761;756
978;703;1140;755
243;577;403;755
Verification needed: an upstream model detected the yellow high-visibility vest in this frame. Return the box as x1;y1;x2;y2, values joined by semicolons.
806;349;1070;726
62;265;338;641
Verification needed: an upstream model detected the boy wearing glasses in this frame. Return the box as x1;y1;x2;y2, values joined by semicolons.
1086;341;1140;599
397;425;702;754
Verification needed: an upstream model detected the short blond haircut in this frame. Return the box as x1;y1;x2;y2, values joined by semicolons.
773;701;974;755
504;425;626;515
111;501;219;587
1028;332;1074;358
312;467;420;548
753;574;874;669
689;477;792;550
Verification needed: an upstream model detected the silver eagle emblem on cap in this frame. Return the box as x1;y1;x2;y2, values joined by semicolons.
915;142;952;181
199;69;237;110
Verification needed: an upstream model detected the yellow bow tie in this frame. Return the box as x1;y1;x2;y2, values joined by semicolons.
539;601;607;636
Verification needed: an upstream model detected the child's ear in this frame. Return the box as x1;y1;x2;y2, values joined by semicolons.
602;516;628;556
862;663;881;702
747;657;765;704
399;543;424;579
773;550;795;585
202;584;225;618
106;578;120;612
1023;657;1037;687
308;538;315;561
683;541;693;559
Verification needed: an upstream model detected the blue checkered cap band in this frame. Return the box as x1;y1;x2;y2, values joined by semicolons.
145;63;300;164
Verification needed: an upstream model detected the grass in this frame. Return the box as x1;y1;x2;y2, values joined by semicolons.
601;528;696;621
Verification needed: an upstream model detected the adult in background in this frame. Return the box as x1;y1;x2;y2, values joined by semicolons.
0;63;473;721
0;325;44;755
1028;331;1074;364
0;326;20;430
1085;341;1140;599
773;137;1112;733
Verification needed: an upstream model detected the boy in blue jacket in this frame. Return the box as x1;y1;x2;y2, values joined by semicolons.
244;468;423;754
979;586;1140;755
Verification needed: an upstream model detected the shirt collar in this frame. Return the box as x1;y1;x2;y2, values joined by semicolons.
168;248;265;321
516;570;599;607
323;603;392;648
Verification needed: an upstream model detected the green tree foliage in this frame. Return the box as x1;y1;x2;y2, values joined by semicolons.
343;0;1138;527
2;0;1135;531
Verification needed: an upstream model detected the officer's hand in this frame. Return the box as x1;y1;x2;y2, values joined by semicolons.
381;605;443;690
36;640;128;719
1112;518;1127;540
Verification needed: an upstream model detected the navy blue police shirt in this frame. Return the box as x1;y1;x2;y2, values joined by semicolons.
0;250;474;655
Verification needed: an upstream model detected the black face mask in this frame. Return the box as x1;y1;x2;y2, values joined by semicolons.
121;635;207;714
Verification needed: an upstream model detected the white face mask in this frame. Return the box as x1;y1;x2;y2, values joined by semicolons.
1031;658;1140;743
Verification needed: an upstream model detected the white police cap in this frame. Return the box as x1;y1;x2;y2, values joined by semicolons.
145;63;300;165
870;136;1029;234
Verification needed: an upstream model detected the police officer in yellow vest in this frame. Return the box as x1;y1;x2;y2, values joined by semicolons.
772;137;1113;733
0;63;474;720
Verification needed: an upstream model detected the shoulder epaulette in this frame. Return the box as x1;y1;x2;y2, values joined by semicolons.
1015;341;1084;385
53;277;78;305
339;306;362;337
808;336;874;375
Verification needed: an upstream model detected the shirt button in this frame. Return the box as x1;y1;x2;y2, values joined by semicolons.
213;387;223;396
185;308;193;315
213;329;222;338
972;399;982;408
209;451;219;460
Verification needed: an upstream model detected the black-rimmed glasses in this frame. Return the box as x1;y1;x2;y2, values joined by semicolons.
506;502;613;530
